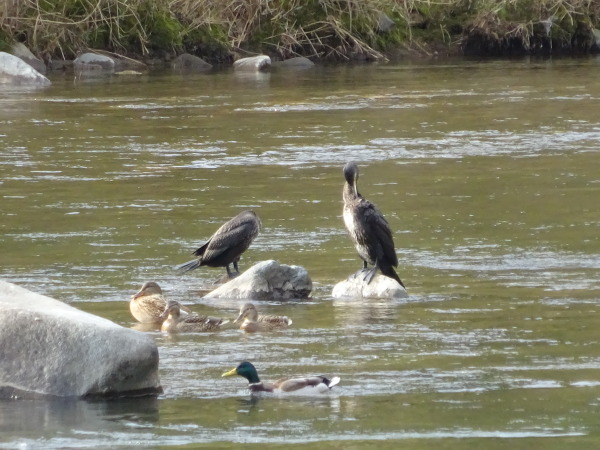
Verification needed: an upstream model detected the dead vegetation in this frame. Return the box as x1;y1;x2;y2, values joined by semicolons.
0;0;599;61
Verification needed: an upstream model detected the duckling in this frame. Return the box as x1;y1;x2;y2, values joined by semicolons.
159;300;229;332
233;302;292;332
222;361;340;394
130;281;167;323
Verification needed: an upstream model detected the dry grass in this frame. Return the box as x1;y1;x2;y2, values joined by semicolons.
1;0;598;60
1;0;156;58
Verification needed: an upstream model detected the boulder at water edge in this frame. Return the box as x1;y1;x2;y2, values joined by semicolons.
204;260;312;300
0;52;51;87
332;273;409;299
0;280;162;399
233;55;271;72
273;56;315;69
10;43;47;74
74;52;115;73
172;53;213;72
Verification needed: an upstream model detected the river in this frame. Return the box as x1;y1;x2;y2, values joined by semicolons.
1;56;600;448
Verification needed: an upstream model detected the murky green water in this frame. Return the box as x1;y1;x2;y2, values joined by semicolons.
1;57;600;449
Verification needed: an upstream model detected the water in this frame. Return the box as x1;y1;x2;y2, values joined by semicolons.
1;57;600;449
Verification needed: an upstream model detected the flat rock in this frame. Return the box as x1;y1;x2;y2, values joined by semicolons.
273;56;314;69
74;52;115;72
204;260;312;300
332;274;409;299
0;280;162;399
172;53;212;72
233;55;271;72
10;43;46;74
0;52;51;87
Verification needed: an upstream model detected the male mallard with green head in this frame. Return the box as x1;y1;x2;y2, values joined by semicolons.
233;303;292;332
159;299;229;332
222;361;340;394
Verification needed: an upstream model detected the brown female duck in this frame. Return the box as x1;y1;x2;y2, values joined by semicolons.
233;303;292;332
159;300;229;332
130;281;167;324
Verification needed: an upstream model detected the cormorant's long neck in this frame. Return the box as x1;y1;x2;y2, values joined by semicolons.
343;181;360;204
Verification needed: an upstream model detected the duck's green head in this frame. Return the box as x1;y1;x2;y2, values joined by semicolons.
222;361;261;384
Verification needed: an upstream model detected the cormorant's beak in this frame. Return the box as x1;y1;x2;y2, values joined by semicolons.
222;367;238;377
233;314;243;324
132;290;143;300
353;174;359;196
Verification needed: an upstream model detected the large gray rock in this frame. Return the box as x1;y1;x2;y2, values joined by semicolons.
172;53;212;72
10;43;46;74
332;273;408;299
0;52;51;87
204;260;312;300
233;55;271;72
74;52;115;73
0;280;162;398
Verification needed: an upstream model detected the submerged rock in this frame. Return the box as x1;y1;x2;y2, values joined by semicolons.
172;53;212;72
204;260;312;300
0;52;51;87
0;280;162;399
332;273;408;299
233;55;271;72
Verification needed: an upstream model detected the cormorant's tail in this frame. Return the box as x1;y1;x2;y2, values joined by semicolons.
379;264;406;289
175;259;201;274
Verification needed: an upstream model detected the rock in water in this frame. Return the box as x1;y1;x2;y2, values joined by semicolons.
204;260;312;300
74;52;116;73
172;53;213;72
0;52;51;87
0;280;162;398
10;43;47;74
233;55;271;72
332;273;409;299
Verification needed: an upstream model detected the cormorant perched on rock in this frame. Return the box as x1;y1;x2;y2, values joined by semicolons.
342;161;405;288
176;210;261;278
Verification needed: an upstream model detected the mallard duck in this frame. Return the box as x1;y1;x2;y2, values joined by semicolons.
222;361;340;394
130;281;167;323
159;300;229;332
176;210;261;279
342;162;405;288
233;303;292;332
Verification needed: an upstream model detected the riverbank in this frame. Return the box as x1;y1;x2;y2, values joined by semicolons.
1;0;600;65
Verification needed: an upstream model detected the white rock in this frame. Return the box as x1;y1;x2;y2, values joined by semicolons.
0;280;161;398
204;260;312;300
0;52;51;86
332;273;409;299
233;55;271;71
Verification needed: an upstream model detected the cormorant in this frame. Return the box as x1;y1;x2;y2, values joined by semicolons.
342;161;405;288
176;210;261;278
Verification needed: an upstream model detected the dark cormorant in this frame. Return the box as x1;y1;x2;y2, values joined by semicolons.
342;161;405;288
176;210;261;278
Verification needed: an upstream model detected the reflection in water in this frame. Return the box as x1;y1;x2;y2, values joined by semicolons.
0;396;159;445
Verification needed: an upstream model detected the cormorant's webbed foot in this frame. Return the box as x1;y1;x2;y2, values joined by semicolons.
362;267;377;284
350;267;377;284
